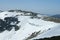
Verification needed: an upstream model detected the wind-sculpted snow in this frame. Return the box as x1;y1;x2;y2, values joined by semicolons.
0;11;60;40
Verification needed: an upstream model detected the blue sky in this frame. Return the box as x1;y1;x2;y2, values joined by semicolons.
0;0;60;15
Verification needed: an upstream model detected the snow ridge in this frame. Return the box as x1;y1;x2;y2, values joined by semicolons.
0;11;60;40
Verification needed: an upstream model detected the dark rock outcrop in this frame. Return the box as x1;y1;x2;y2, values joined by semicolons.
0;17;20;33
35;36;60;40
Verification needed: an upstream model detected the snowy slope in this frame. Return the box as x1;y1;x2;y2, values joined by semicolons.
0;11;60;40
32;24;60;40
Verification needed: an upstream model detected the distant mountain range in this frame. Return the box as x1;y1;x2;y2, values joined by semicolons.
51;14;60;18
0;10;3;12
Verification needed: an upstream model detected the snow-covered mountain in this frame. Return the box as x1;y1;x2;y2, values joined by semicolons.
0;10;60;40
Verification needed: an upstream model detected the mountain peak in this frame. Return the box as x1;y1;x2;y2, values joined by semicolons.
0;10;60;40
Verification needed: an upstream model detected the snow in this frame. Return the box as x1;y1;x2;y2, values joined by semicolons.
32;24;60;40
0;11;60;40
0;28;16;40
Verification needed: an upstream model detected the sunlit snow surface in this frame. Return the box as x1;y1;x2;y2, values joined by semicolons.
0;11;60;40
